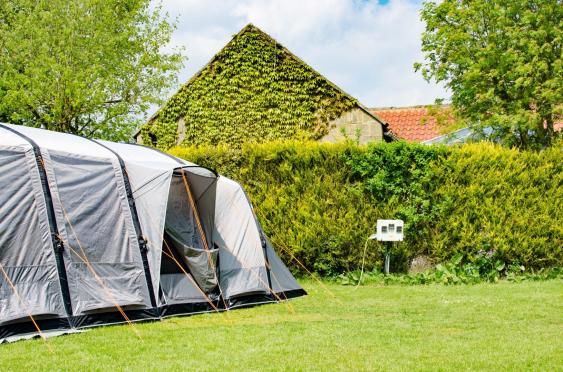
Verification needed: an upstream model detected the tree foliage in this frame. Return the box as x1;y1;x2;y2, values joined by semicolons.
142;24;358;149
0;0;183;141
416;0;562;149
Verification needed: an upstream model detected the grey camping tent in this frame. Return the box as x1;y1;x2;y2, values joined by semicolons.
0;123;305;342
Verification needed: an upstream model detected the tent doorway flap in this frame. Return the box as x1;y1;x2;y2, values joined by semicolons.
164;228;218;293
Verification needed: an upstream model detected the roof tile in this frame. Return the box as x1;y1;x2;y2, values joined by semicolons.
370;107;446;142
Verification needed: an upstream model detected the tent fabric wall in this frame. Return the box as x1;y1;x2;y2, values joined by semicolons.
213;177;270;299
44;150;151;315
265;239;302;295
0;147;67;324
0;123;305;343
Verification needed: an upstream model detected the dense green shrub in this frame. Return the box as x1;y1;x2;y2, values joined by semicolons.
431;144;563;267
169;141;562;275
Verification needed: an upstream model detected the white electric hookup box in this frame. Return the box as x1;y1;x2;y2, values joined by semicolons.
374;219;404;241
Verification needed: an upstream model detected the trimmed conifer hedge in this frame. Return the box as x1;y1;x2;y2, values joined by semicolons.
169;141;562;274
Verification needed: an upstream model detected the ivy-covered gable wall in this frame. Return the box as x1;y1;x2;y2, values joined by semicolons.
140;24;368;149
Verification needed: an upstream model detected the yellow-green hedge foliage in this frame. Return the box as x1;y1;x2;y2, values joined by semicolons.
169;141;562;274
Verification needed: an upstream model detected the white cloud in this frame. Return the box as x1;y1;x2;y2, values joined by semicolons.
158;0;448;113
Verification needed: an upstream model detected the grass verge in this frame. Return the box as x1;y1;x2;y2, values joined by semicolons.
0;280;561;371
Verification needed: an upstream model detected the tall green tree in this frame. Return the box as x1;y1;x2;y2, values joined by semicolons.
416;0;562;149
0;0;183;141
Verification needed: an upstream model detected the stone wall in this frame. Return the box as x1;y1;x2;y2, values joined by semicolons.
321;107;383;144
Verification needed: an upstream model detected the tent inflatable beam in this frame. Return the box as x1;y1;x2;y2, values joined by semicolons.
89;138;158;309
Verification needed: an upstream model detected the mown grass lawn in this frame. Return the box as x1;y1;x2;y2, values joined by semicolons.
1;280;561;371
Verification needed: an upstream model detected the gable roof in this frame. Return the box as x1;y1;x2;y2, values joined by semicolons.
136;24;391;145
371;105;563;143
369;106;453;142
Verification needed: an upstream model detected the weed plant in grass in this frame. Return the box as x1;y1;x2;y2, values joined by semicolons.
337;253;563;285
1;280;561;371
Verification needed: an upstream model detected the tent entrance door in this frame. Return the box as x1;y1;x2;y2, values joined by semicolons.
158;171;218;306
158;233;199;305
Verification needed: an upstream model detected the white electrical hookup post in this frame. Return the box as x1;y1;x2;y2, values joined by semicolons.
369;220;404;275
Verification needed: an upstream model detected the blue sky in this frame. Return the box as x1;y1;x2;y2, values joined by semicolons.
158;0;447;115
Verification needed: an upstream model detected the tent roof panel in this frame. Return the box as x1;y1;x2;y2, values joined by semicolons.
97;140;183;171
0;124;34;148
0;124;216;178
1;124;116;160
99;141;216;178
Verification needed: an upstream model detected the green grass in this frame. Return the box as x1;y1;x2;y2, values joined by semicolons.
1;280;562;371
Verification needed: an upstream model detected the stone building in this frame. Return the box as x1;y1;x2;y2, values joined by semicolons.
320;107;386;144
135;24;392;148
